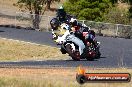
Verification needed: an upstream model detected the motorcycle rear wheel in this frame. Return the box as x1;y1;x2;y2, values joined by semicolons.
84;46;95;61
86;51;96;61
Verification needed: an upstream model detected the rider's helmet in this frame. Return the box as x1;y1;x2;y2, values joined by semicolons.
50;18;60;30
70;18;78;26
56;6;66;22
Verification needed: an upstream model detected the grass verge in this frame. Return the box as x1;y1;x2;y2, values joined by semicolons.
0;38;68;61
0;68;131;87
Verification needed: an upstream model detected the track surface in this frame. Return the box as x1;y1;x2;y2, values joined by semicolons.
0;27;132;68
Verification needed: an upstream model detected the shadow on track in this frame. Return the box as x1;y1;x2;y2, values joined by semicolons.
100;57;106;58
0;30;4;32
0;56;112;68
66;59;98;61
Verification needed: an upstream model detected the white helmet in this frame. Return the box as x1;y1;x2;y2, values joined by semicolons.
59;6;63;9
70;18;78;26
70;18;77;22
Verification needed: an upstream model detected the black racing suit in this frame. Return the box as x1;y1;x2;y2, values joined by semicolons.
73;23;96;47
56;9;73;24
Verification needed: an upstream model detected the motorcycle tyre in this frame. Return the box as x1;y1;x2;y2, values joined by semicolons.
65;44;80;61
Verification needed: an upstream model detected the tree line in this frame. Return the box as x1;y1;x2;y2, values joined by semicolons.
15;0;132;30
63;0;132;25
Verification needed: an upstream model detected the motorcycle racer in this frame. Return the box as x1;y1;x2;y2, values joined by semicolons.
56;6;72;24
50;6;73;40
54;23;85;56
50;18;68;40
69;18;97;48
56;6;67;23
69;18;101;59
50;14;101;60
50;6;99;53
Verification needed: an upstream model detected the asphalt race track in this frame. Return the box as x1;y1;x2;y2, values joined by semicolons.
0;27;132;68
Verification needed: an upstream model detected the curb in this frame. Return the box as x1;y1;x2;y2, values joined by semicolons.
0;24;35;30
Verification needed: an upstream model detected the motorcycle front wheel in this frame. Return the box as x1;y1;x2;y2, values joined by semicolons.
60;46;67;54
65;44;80;61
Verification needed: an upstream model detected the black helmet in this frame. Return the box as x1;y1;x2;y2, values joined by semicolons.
56;6;66;22
57;6;66;16
50;18;60;30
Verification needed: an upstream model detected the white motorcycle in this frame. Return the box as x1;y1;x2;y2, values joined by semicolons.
55;23;101;61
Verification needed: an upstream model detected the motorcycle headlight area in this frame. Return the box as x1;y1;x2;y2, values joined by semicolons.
61;23;71;30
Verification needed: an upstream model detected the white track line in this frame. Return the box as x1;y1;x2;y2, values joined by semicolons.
0;37;47;47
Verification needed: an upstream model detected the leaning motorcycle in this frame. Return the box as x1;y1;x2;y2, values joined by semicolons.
82;31;101;60
54;23;101;61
